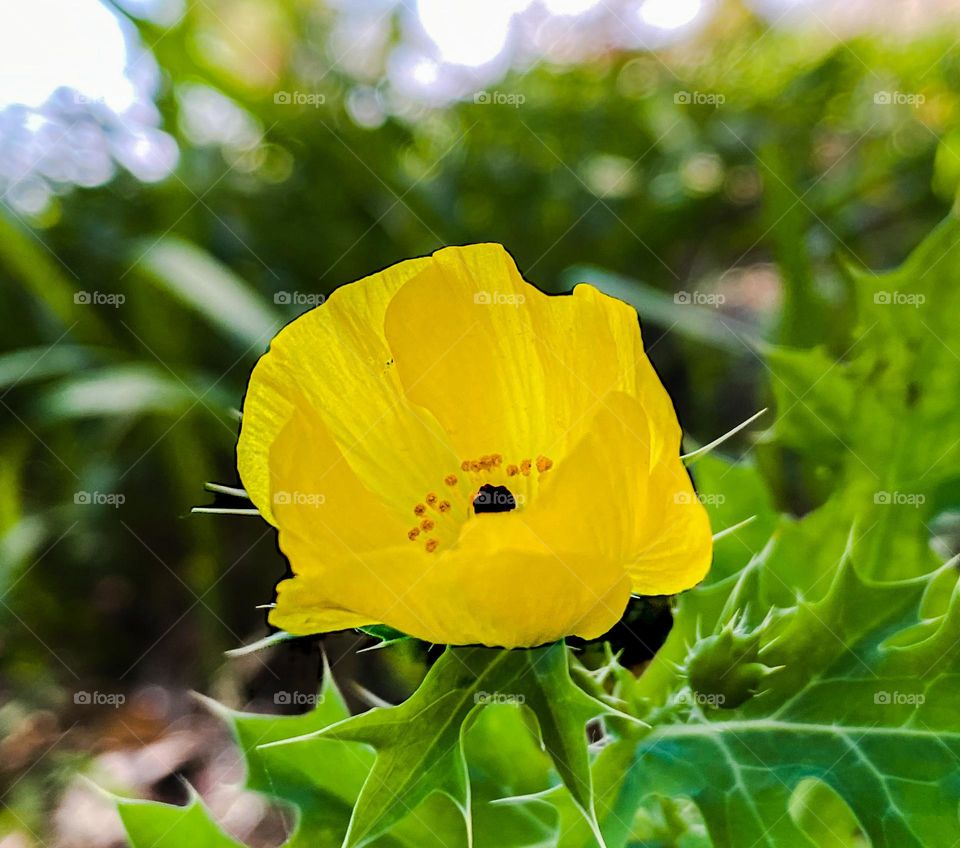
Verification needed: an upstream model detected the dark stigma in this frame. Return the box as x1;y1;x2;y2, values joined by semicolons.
473;483;517;514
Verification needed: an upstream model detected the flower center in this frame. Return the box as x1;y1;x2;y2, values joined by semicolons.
406;452;553;553
472;483;516;514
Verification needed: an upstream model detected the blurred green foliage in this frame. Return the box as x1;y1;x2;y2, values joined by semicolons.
2;0;960;843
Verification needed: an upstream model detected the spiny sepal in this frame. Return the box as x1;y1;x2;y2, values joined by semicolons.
681;609;782;711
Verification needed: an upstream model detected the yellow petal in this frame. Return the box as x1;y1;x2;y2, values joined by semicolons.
238;254;454;525
383;245;628;467
269;579;374;634
628;457;713;595
515;389;711;597
270;524;631;648
267;408;411;557
571;283;683;468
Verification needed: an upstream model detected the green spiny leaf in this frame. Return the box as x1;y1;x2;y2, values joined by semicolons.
194;654;368;845
275;642;614;848
765;213;960;580
627;532;960;847
621;218;960;847
117;790;246;848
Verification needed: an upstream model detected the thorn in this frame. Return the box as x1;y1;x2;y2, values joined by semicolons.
758;634;784;655
489;788;557;806
191;507;261;515
203;482;250;499
225;630;296;657
78;774;114;801
190;690;232;719
349;681;394;709
713;515;757;542
319;644;334;692
682;407;768;464
356;638;406;653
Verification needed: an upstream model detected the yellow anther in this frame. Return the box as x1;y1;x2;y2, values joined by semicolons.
425;538;439;553
506;464;519;477
536;455;554;473
407;527;420;541
460;460;471;472
438;500;451;513
478;454;501;470
414;503;427;516
470;460;482;472
444;474;458;486
426;492;438;506
520;458;532;476
420;518;435;532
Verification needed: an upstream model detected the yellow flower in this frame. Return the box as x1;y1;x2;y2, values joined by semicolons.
238;244;711;648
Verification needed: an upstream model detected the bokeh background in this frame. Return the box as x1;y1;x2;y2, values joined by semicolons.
1;0;959;844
